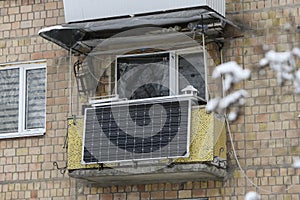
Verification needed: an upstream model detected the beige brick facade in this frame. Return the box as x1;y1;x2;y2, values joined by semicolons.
0;0;299;199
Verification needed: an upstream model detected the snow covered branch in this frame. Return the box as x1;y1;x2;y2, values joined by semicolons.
292;157;300;168
245;191;261;200
207;52;299;200
206;61;250;121
259;47;300;93
258;47;300;196
212;61;251;91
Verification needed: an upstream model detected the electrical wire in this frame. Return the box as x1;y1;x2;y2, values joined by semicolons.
69;48;73;116
226;116;272;194
225;116;297;194
235;0;297;195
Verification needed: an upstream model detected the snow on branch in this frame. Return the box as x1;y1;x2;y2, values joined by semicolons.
207;61;250;121
259;47;300;93
292;157;300;168
212;61;251;91
260;47;300;181
245;191;261;200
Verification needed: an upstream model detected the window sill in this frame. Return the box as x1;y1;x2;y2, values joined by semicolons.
0;129;45;139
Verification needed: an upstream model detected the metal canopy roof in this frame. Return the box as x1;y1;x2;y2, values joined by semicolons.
39;7;233;55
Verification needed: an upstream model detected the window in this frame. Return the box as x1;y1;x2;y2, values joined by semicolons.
115;48;206;101
178;52;206;99
0;62;46;139
116;52;172;100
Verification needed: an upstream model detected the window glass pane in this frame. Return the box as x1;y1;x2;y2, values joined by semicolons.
178;52;206;99
0;68;19;133
25;68;46;129
117;53;170;100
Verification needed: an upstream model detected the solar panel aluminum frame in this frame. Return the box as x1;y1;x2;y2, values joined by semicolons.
82;95;194;164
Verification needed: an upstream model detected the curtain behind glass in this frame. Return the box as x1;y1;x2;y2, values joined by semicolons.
0;68;19;133
178;52;205;99
25;68;46;129
117;53;170;100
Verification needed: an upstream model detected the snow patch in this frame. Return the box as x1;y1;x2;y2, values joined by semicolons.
259;58;268;66
260;48;300;93
212;61;250;91
207;62;250;121
292;47;300;57
228;112;238;121
245;191;261;200
292;157;300;168
206;97;221;112
206;89;248;121
219;90;248;109
265;50;292;63
283;23;292;32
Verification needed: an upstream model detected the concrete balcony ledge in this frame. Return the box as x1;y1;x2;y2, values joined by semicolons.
67;107;227;186
68;163;227;186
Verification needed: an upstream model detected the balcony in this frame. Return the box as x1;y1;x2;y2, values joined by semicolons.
67;104;227;186
40;0;230;186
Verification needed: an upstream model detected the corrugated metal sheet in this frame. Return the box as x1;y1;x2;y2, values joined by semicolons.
63;0;225;23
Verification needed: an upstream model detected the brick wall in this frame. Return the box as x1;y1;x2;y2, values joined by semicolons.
0;1;71;199
0;0;299;199
224;0;300;199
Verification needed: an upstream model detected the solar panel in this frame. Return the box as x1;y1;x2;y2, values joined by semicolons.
82;97;191;164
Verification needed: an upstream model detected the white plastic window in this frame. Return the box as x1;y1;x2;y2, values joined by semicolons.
0;62;46;139
115;48;206;101
116;52;171;100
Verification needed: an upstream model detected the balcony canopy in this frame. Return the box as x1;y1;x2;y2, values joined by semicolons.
39;7;236;55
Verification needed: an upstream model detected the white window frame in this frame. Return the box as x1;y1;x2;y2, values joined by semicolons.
0;60;47;139
175;46;208;101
